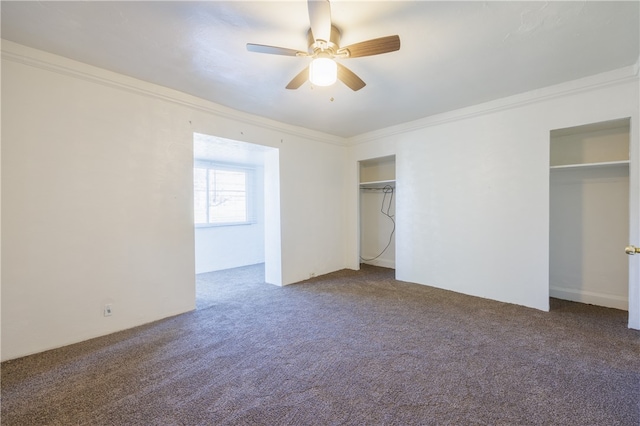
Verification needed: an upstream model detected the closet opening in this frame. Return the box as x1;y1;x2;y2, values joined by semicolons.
549;118;631;312
359;155;396;270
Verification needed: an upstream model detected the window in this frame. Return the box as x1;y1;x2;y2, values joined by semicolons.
194;161;254;225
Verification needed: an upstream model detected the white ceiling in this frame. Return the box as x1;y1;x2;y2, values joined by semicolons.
2;1;638;138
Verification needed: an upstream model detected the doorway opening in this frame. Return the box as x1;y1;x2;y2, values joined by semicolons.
193;133;281;309
549;118;631;312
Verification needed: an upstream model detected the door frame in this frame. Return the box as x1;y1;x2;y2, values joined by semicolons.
628;117;639;329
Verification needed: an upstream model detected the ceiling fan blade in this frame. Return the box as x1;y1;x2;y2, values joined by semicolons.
337;63;366;91
286;67;310;90
247;43;306;57
308;0;331;43
338;35;401;58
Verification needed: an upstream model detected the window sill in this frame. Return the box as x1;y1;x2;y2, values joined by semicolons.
195;221;257;228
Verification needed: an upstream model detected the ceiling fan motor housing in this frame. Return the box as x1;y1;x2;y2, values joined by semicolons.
307;25;342;56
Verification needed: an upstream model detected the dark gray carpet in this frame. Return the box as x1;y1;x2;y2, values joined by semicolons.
2;264;639;425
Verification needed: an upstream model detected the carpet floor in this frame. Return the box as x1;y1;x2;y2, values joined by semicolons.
1;264;639;425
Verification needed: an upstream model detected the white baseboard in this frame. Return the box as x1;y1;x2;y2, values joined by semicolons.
361;257;395;269
550;286;628;310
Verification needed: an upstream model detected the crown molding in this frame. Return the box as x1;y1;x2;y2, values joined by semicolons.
3;40;636;149
0;40;346;147
346;65;639;147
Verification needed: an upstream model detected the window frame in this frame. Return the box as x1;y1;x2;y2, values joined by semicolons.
193;160;256;227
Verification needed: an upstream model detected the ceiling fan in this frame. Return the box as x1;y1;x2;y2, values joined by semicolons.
246;0;400;91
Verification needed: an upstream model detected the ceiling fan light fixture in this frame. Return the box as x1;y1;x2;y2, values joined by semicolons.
309;57;337;86
247;0;401;91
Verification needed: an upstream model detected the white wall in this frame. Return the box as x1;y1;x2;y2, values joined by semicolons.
264;148;282;286
276;139;347;282
194;224;265;274
347;68;639;327
1;41;347;361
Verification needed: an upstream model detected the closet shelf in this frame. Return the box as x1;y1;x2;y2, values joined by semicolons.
550;160;629;170
359;179;396;188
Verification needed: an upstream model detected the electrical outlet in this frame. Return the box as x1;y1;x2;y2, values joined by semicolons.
103;304;113;317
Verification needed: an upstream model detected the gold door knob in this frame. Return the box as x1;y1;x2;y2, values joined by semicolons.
625;245;640;255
